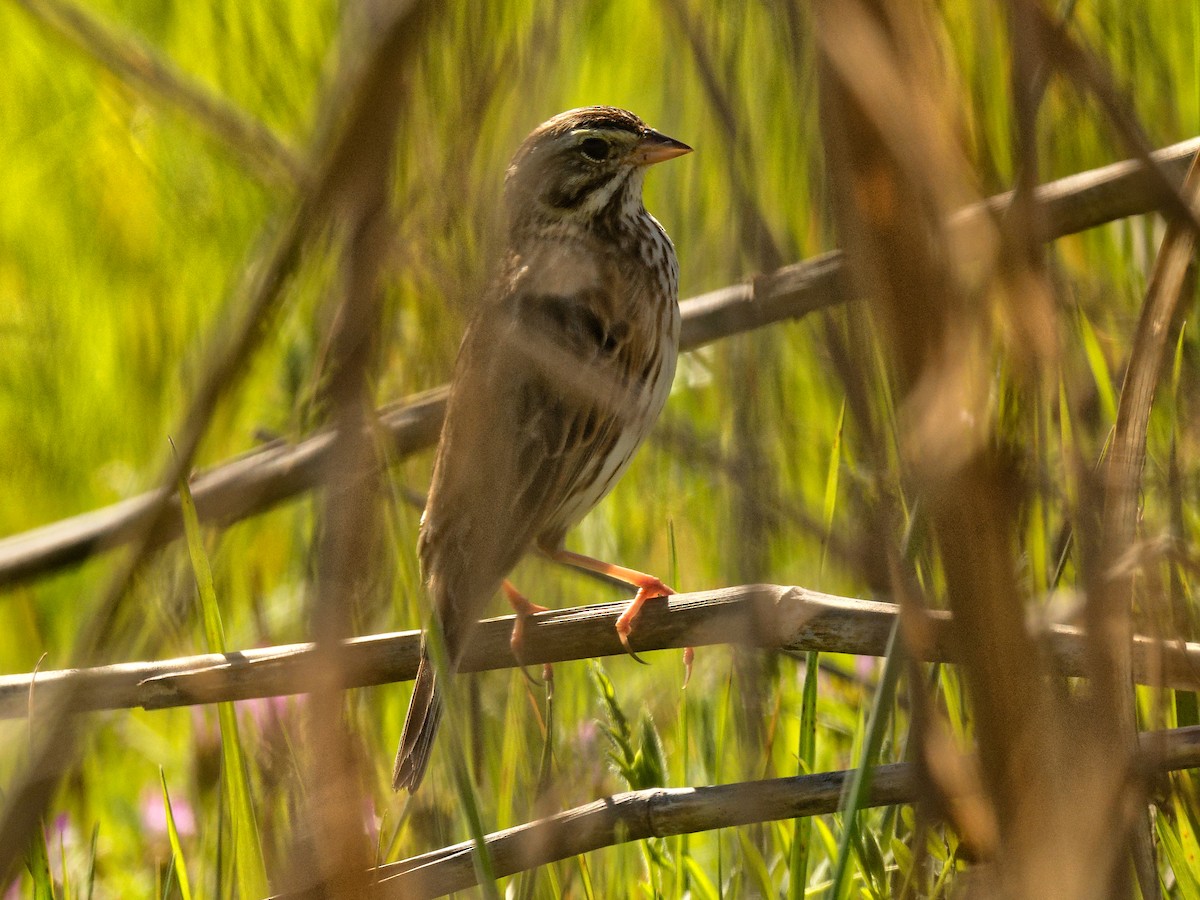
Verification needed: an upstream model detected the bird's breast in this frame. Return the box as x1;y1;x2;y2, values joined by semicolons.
513;242;603;300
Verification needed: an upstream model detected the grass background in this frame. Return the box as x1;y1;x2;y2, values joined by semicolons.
1;0;1199;896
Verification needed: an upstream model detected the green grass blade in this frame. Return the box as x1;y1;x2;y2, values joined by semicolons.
161;856;177;900
1076;310;1117;425
820;400;846;574
814;815;839;859
58;821;70;900
176;459;226;652
1157;803;1200;899
736;829;774;898
591;660;636;779
667;514;690;896
177;469;267;898
424;616;500;899
789;650;820;900
825;620;903;899
85;823;98;900
673;563;692;898
159;768;194;900
667;516;679;595
28;818;54;900
576;853;597;900
681;855;718;900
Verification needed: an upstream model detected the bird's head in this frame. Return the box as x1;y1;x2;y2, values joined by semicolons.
504;106;691;231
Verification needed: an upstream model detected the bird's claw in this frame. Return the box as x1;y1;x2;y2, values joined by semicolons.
613;580;674;665
682;646;695;688
618;627;651;665
516;661;554;688
507;585;551;684
512;630;550;687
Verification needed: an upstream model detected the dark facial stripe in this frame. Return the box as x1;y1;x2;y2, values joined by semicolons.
546;168;620;211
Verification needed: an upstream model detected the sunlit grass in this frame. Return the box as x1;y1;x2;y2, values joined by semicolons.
1;0;1199;895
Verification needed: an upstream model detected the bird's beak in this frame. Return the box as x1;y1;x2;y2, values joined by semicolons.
632;129;693;166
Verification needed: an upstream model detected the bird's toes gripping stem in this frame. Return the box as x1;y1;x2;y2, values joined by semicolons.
504;581;550;685
615;578;675;665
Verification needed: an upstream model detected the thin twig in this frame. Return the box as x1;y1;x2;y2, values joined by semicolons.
2;137;1199;590
5;586;1199;719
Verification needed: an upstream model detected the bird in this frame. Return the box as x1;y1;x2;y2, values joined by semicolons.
393;106;691;793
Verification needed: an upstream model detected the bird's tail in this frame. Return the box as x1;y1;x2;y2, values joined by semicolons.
392;644;444;792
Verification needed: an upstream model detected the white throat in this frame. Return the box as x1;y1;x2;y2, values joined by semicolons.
577;166;646;222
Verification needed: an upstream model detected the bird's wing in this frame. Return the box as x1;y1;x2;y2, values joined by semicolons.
418;252;641;657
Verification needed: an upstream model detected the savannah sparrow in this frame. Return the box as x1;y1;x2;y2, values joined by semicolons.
393;107;691;792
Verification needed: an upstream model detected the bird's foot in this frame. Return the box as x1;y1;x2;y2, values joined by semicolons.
504;580;549;684
615;577;674;664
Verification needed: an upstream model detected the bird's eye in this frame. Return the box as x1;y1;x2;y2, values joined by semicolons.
579;137;610;162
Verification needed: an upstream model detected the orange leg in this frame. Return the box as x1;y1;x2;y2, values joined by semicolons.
549;549;674;663
503;580;550;682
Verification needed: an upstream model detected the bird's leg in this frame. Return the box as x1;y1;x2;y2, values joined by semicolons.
548;549;674;664
502;580;551;684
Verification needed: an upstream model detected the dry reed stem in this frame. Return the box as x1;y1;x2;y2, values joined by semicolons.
1088;149;1200;899
289;0;437;892
3;587;1199;719
268;725;1200;899
0;0;438;883
813;1;1155;894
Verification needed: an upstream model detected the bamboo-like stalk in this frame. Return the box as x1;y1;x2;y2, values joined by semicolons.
4;586;1198;719
0;138;1198;590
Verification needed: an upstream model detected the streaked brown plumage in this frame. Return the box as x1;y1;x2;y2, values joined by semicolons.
393;107;691;793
